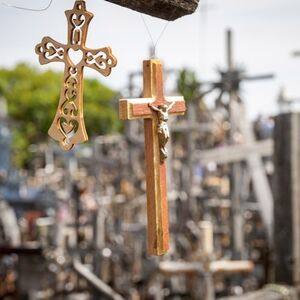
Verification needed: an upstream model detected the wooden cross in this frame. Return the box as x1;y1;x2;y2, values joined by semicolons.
119;59;186;255
35;1;117;150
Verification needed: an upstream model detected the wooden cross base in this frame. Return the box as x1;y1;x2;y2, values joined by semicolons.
119;59;186;255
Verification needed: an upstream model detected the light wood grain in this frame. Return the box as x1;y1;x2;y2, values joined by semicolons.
119;59;186;255
36;1;117;150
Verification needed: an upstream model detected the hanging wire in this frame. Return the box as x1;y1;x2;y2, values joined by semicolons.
140;14;170;59
1;0;53;11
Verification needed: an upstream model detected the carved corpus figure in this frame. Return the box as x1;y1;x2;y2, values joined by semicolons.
149;102;175;163
119;59;186;255
36;1;117;150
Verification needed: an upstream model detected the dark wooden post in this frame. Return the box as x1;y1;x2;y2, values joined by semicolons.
273;112;300;286
104;0;200;20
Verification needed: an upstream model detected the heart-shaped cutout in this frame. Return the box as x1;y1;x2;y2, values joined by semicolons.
68;48;83;66
62;121;75;135
60;118;77;135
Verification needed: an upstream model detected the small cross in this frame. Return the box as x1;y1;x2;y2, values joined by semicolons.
119;59;186;255
35;1;117;150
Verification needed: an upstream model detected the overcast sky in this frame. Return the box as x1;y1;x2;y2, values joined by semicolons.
0;0;299;118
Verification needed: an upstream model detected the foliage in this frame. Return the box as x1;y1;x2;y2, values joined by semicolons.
177;69;201;102
0;63;121;168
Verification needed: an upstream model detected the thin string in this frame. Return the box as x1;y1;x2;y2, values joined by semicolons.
140;14;170;59
1;0;53;11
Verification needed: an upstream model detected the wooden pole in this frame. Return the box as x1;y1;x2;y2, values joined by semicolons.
226;29;244;259
273;113;300;286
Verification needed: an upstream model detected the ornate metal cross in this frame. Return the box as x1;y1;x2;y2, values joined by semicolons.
36;1;117;150
119;59;186;255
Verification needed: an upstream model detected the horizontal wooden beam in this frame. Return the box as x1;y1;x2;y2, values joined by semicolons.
210;260;254;274
159;260;254;275
193;139;273;165
104;0;200;20
0;246;42;255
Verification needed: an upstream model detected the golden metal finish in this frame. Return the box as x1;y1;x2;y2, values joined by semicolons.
36;1;117;150
148;101;175;163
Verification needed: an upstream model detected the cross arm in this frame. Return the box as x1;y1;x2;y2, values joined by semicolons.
166;96;186;115
35;36;66;65
119;96;185;120
83;47;117;76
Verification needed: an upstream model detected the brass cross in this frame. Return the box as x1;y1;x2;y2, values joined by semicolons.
119;59;186;255
36;1;117;150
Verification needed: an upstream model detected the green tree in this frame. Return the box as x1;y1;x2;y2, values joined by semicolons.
177;68;208;114
177;69;201;102
0;63;121;168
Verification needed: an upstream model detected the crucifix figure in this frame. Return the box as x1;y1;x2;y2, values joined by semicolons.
35;1;117;150
119;59;186;255
149;102;175;163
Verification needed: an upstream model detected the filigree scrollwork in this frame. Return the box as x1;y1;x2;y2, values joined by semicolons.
85;48;117;76
55;67;80;150
70;13;86;45
64;67;79;101
36;0;117;150
65;1;92;47
35;37;65;64
57;117;79;150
